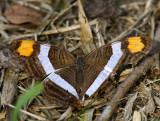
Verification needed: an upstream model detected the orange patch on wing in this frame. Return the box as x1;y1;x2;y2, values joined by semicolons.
17;40;35;56
127;37;145;53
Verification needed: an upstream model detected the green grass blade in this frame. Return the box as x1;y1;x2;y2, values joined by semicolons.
11;82;44;121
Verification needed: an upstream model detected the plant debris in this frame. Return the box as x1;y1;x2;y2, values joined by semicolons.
0;0;160;121
4;4;43;26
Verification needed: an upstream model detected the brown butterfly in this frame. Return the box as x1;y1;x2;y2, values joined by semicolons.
9;36;152;108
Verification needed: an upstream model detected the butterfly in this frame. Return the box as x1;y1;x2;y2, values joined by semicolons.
9;36;152;108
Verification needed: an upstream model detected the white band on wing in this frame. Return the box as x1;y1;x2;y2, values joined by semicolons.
38;44;79;99
48;72;79;99
38;44;55;74
83;42;123;100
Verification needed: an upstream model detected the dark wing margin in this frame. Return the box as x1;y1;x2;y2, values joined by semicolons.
121;36;152;65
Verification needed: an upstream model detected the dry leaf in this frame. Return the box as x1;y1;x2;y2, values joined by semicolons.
57;106;73;121
4;4;43;26
123;92;138;121
1;68;18;106
78;0;95;54
143;88;155;114
84;0;120;19
133;111;141;121
153;96;160;106
0;50;23;73
119;68;134;82
81;108;95;121
0;50;11;69
0;112;6;120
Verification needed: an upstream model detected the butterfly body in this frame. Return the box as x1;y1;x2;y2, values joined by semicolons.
9;36;152;107
77;58;83;71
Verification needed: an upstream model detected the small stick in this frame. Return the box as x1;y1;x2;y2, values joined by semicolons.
7;104;47;121
111;0;153;42
7;19;97;42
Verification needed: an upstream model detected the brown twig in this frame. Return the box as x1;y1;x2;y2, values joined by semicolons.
111;0;153;42
7;19;97;42
7;104;46;120
50;2;77;26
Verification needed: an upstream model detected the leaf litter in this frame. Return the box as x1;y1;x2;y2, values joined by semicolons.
0;0;160;120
